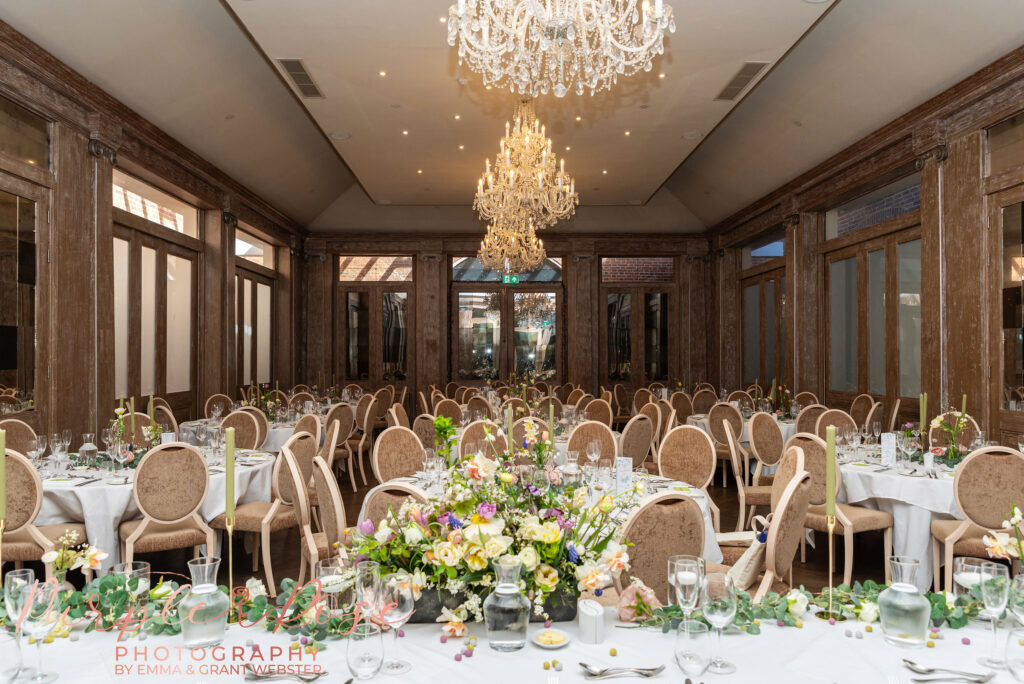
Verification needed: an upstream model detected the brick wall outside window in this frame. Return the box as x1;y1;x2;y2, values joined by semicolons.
836;184;921;237
601;257;674;283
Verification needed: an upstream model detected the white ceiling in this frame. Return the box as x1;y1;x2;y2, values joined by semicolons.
225;0;831;207
0;1;1020;234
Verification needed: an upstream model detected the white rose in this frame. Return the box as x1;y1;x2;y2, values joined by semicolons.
857;600;879;623
374;524;393;545
517;546;540;572
245;578;267;599
41;550;58;565
404;525;426;545
786;589;808;618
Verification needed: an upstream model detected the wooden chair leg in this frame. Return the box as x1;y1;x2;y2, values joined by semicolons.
943;542;955;595
735;492;746;533
262;528;276;597
298;553;307;586
800;533;806;564
843;532;854;587
931;536;941;592
251;533;260;572
357;442;368;486
348;452;358;492
883;527;893;584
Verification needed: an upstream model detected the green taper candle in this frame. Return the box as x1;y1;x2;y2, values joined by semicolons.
825;425;836;517
0;428;6;520
225;427;235;518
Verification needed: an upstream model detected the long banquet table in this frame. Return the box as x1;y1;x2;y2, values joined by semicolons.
37;452;275;570
15;604;1011;683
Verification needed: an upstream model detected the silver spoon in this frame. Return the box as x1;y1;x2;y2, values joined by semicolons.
910;676;995;684
902;660;993;680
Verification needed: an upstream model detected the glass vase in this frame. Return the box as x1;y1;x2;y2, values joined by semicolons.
878;556;930;648
180;557;229;648
483;556;530;651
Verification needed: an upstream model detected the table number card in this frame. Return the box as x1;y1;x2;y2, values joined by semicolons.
616;456;632;492
881;432;896;467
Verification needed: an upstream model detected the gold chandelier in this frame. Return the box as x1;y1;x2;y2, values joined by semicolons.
477;218;546;275
474;99;578;230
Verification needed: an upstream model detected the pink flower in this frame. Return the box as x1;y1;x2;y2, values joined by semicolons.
616;582;662;622
478;502;497;520
545;466;562;486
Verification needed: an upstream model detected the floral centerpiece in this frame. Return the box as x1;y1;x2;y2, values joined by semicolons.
769;383;793;419
433;415;457;464
40;530;107;591
354;419;635;626
928;400;973;467
984;504;1024;562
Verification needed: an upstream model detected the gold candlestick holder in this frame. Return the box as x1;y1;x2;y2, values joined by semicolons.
815;514;847;621
225;516;236;624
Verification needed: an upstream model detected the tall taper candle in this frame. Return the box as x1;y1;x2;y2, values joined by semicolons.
506;406;513;453
825;425;836;517
119;395;124;411
0;428;6;520
130;397;135;441
548;399;555;442
920;393;927;433
148;395;155;428
225;427;235;518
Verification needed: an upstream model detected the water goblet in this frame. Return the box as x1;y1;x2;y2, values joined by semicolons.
347;622;384;681
700;572;738;674
978;561;1010;669
674;620;711;678
315;557;355;617
667;555;704;619
585;440;601;465
1007;627;1024;682
21;579;60;683
355;560;381;619
379;573;416;675
4;568;37;682
210;403;223;421
1010;574;1024;626
61;429;72;453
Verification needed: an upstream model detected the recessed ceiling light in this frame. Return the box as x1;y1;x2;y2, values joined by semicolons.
575;115;582;121
624;130;631;136
378;70;387;77
639;104;649;110
658;73;665;79
391;103;401;109
417;169;423;174
329;131;351;140
454;114;461;120
440;16;447;22
458;145;465;150
455;77;467;85
402;130;409;135
380;199;392;205
602;169;608;174
485;85;492;90
565;146;571;151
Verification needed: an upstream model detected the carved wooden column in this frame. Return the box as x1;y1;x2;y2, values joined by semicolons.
569;247;595;392
788;211;820;397
417;252;444;396
915;141;946;420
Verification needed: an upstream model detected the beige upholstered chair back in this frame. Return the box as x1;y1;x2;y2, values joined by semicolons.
574;393;593;410
124;413;152;445
695;382;715;392
500;397;527;417
771;446;805;511
566;420;616;460
373;426;426;483
460;420;507;457
536;396;563;419
727;391;754;411
795;404;827;435
312;456;347;548
657;400;675;440
619;414;654;468
374;387;393;420
929;412;981;450
293;384;312;393
619;492;704;603
638;402;661;447
614;385;630;415
864;402;883;430
466;395;493;420
723;421;746;481
221;410;260;449
325;403;356;445
707;402;741;447
3;449;39;533
749;412;784;467
343;383;362;396
887;398;902;432
444;382;458;398
294;413;322;444
412;414;436;449
764;471;813;579
954;447;1024;530
355;394;373;426
317;420;342;470
648;381;665;394
783;432;834;506
746;384;763;399
793;391;818;406
691;389;717;414
291;391;315;409
566;388;584;405
266;390;288;407
513;417;549;448
360;397;380;434
133;443;209;524
850;393;874;427
275;432;318;505
657;425;715;489
633;388;653;413
434;398;462;423
430;390;446;410
153;405;178;434
534;381;549;395
585;398;613;426
280;446;311;529
670;392;693;423
359;482;428;526
0;419;36;456
240;406;269;448
387;403;411;428
814;409;857;440
556;384;573;403
418;391;430;415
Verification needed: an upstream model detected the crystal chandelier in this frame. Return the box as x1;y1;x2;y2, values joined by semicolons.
474;99;578;230
477;218;547;275
447;0;675;97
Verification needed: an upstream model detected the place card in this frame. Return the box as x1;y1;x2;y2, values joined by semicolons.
881;432;896;467
615;456;632;492
161;433;175;444
578;598;605;644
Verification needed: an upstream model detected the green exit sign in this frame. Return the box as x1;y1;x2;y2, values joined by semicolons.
502;275;520;284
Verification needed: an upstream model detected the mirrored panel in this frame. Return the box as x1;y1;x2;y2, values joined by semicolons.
514;292;556;380
644;293;668;380
347;292;370;380
607;293;631;381
1002;202;1024;410
382;292;408;381
0;190;35;412
829;256;858;392
455;292;500;380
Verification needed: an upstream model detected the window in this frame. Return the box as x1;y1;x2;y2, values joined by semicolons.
0;94;48;168
514;292;557;377
236;228;275;269
382;292;408;381
452;256;562;282
741;270;786;386
0;188;38;404
607;294;631;381
825;173;921;240
455;292;501;380
347;292;370;380
236;272;274;386
990;114;1024;176
338;255;413;282
1001;201;1024;409
741;230;785;270
602;283;673;385
645;293;669;380
112;169;199;237
601;257;674;283
828;257;858;392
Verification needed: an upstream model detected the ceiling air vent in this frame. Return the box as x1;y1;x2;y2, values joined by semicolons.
714;61;769;101
276;58;324;98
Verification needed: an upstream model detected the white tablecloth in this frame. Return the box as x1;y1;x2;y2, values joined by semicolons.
13;604;1007;683
456;430;621;465
37;457;275;570
839;464;959;592
687;413;796;444
180;418;298;454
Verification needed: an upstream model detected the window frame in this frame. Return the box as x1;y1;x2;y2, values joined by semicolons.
739;265;786;388
598;283;677;389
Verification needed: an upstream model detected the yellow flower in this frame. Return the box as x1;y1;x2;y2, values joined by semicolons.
534;563;559;591
500;472;514;484
464;545;488;571
517;546;540;571
435;541;464;567
536;521;563;544
597;496;614;514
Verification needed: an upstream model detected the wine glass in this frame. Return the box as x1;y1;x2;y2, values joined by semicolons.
210;403;223;421
872;421;882;444
355;560;381;620
1006;627;1024;681
4;568;37;682
585;440;601;466
1010;574;1024;625
700;572;737;675
347;622;384;681
674;620;711;678
379;573;416;675
978;561;1010;669
667;555;703;620
21;579;60;683
61;430;72;454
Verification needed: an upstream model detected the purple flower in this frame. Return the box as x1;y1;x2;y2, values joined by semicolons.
358;519;374;536
418;512;430;527
527;485;541;496
478;502;497;520
567;543;581;564
449;515;464;529
542;507;564;519
558;518;575;531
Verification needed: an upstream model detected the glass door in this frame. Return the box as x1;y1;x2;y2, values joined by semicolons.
335;284;413;392
740;268;786;387
989;186;1024;442
600;288;672;388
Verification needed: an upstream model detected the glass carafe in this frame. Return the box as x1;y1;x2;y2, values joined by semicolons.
483;556;531;651
180;557;229;648
878;556;930;648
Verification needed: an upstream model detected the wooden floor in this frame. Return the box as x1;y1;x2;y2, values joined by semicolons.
53;464;888;594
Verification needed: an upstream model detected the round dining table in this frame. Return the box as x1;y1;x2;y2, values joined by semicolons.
686;412;797;444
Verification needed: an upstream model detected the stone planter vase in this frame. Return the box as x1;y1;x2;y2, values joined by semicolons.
409;586;579;624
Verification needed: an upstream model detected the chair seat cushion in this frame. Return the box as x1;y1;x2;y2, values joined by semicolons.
3;523;89;561
930;519;990;557
705;562;789;596
210;501;296;533
807;504;893;534
745;486;772;506
118;519;207;554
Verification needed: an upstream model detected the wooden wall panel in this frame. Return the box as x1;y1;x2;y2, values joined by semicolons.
416;253;443;396
199;210;226;402
918;153;942;416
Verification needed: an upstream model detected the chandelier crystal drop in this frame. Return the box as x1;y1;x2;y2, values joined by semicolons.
474;99;578;230
477;219;547;275
447;0;674;97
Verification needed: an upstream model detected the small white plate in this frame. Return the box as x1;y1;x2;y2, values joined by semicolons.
532;628;570;650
